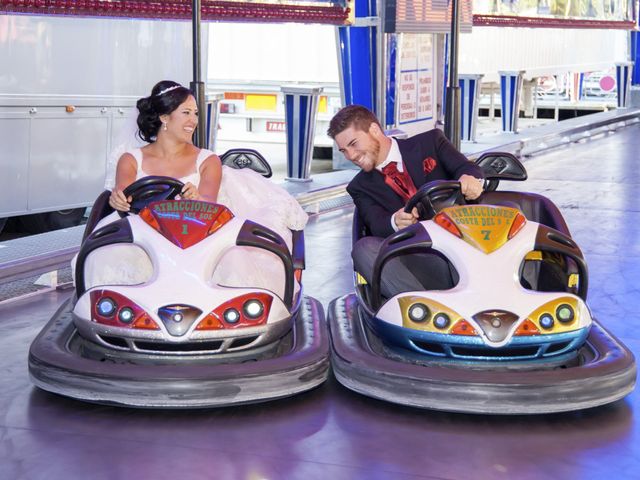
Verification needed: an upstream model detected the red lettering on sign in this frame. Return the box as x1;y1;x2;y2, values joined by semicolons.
266;121;286;132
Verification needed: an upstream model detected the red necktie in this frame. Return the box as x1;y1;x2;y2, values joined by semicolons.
381;162;417;202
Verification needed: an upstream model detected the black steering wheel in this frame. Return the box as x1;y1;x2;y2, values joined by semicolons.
119;175;185;217
404;180;465;220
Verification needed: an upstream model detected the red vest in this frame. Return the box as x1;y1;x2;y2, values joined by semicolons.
380;161;417;202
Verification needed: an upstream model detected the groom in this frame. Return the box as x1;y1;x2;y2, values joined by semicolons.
327;105;484;297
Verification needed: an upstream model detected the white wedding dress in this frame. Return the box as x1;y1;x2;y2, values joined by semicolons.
96;141;308;300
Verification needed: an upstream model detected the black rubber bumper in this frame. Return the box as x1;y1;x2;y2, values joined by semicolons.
29;296;329;408
328;294;637;414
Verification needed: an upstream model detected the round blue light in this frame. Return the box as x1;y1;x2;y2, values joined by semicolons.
97;298;116;317
433;313;451;329
118;307;134;324
539;314;554;329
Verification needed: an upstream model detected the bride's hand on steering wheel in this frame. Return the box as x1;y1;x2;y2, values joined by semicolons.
179;182;200;201
109;189;132;212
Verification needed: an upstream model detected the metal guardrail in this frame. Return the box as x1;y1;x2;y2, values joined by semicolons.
0;247;79;284
461;108;640;162
297;184;350;215
519;109;640;157
0;224;85;289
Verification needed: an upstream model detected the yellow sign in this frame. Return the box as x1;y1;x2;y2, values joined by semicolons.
440;205;523;254
245;94;277;112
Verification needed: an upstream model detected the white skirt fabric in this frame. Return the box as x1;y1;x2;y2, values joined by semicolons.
212;166;308;299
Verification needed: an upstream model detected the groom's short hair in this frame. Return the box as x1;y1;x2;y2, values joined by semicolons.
327;105;381;139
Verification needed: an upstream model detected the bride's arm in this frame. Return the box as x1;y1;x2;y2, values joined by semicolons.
109;153;137;211
197;153;222;203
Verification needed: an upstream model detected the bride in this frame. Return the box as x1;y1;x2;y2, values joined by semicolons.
108;81;220;209
105;80;308;298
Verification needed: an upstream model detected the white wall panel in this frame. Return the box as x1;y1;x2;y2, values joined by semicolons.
459;27;629;81
29;113;108;210
0;117;29;215
0;15;203;97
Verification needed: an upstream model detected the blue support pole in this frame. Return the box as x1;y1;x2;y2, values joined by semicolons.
337;0;378;114
631;32;640;86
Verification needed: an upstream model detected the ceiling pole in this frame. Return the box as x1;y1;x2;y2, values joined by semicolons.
191;0;206;148
443;0;461;149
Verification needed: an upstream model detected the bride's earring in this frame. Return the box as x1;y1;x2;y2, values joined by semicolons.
162;122;168;131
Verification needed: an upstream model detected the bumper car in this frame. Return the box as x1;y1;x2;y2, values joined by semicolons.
29;150;329;408
328;152;636;414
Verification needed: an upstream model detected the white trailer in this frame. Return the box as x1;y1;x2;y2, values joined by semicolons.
0;14;202;233
0;12;348;234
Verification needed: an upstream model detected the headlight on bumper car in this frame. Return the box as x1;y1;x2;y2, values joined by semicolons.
90;290;160;330
378;295;591;360
407;303;430;323
196;293;274;330
396;296;588;337
398;296;475;335
517;297;589;335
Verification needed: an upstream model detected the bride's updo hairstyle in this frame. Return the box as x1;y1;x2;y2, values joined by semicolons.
136;80;193;142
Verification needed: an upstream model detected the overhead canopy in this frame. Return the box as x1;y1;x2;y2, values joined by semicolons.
0;0;350;24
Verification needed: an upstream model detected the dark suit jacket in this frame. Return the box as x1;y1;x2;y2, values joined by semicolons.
347;129;484;237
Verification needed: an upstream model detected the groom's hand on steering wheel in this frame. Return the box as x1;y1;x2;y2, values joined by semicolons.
459;174;484;200
179;182;200;201
393;206;419;229
109;189;132;212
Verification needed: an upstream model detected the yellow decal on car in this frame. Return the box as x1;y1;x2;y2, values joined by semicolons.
398;295;469;334
439;205;525;254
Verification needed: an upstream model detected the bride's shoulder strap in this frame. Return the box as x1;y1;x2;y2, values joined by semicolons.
196;148;218;169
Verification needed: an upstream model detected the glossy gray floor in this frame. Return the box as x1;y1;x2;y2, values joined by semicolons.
2;126;640;480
